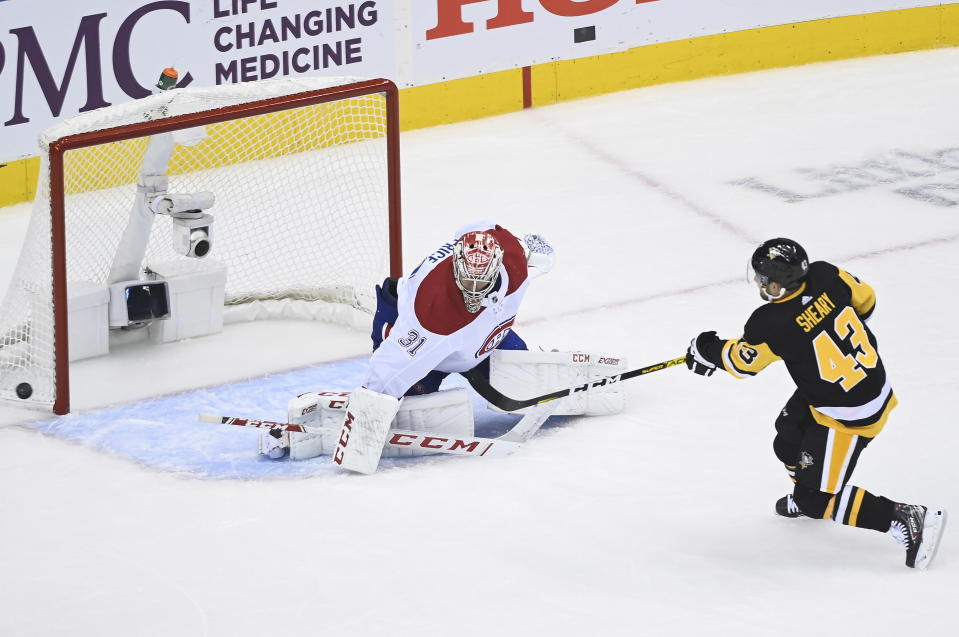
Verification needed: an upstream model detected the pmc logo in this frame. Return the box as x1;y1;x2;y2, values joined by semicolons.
0;1;194;127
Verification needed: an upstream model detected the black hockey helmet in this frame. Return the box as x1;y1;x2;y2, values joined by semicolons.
750;238;809;299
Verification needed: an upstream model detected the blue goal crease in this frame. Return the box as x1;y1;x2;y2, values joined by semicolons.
26;357;528;479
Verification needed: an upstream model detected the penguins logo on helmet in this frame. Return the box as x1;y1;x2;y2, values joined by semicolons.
749;238;809;302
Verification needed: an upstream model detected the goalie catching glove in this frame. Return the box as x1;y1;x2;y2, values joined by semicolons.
522;233;555;278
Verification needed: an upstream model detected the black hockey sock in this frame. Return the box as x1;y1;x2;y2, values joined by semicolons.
830;485;896;532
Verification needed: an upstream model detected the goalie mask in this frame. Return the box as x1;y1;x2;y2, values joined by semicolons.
748;238;809;301
453;230;504;313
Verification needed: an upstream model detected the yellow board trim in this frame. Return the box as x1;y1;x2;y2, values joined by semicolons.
399;68;524;131
0;157;40;208
532;4;959;107
3;4;957;207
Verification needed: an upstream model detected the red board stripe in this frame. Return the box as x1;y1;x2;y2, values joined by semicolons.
522;66;532;109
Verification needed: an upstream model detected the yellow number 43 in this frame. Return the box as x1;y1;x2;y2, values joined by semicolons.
812;306;879;391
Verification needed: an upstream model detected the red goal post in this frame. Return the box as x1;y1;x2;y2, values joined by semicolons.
0;76;402;415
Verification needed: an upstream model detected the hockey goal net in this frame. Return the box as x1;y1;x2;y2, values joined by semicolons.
0;76;401;414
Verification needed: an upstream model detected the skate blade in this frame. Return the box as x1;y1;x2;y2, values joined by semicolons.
915;508;948;570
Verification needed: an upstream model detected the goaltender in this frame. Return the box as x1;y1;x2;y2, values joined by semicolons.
261;221;627;473
685;238;946;569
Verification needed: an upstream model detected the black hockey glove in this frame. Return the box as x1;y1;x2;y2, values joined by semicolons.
685;331;723;377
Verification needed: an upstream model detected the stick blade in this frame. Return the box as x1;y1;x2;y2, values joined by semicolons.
198;413;225;424
498;401;561;443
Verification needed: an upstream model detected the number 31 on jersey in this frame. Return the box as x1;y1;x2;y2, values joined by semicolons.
398;330;427;356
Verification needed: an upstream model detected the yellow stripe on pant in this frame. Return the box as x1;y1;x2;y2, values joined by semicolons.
822;428;859;495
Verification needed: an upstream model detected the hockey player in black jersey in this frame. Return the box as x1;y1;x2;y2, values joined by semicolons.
685;238;946;569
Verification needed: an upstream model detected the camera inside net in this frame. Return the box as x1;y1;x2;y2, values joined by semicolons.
149;192;215;258
171;212;213;258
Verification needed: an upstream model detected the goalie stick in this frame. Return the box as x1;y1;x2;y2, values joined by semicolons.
464;355;687;412
199;401;558;459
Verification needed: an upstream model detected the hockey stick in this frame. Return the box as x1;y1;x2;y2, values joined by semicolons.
199;413;539;458
463;355;687;412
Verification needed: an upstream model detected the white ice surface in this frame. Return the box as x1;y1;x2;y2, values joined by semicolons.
2;48;958;636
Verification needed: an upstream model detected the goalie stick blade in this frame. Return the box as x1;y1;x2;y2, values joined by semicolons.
199;413;523;458
498;400;562;443
465;355;687;412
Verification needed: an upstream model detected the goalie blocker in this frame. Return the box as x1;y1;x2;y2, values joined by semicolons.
486;349;628;415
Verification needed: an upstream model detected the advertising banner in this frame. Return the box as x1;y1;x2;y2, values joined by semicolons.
0;0;397;159
0;0;948;161
411;0;944;85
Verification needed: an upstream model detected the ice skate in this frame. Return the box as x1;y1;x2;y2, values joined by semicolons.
775;493;806;518
888;503;948;569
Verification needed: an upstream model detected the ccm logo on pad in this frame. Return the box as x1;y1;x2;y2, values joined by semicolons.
332;411;355;465
389;433;493;456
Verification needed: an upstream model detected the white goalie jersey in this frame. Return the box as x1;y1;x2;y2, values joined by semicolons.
363;222;533;398
259;222;626;469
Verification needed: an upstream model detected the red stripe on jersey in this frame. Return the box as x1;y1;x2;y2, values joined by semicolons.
414;256;478;335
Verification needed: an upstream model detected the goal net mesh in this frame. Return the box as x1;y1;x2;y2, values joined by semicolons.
0;76;395;408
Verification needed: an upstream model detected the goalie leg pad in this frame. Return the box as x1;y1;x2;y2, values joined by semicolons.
487;349;628;416
386;388;474;457
282;389;475;461
332;387;400;474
